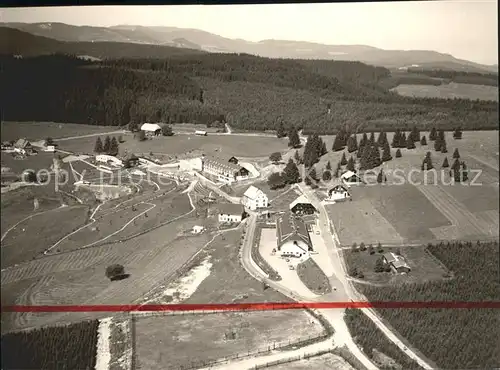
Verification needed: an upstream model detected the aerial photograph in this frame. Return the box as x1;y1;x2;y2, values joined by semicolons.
0;1;499;369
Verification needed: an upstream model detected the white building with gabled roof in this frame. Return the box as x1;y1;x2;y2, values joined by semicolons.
140;123;162;136
340;170;364;187
242;185;268;211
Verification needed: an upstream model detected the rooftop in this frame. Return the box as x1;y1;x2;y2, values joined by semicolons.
243;185;265;199
276;211;311;247
217;203;245;215
289;194;316;211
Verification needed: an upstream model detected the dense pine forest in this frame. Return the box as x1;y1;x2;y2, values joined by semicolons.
1;320;99;370
1;53;498;133
358;241;500;369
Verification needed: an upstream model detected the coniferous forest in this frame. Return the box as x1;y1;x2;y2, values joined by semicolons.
357;241;500;369
1;53;498;134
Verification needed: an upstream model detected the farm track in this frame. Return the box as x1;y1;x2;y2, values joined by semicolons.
417;185;495;237
1;184;191;284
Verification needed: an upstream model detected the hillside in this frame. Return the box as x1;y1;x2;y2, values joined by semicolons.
1;54;497;134
2;22;497;73
0;27;206;59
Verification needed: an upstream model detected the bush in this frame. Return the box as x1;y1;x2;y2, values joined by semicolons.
359;242;367;251
105;264;128;281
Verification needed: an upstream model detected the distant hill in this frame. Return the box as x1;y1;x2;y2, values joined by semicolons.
1;22;497;73
0;27;206;59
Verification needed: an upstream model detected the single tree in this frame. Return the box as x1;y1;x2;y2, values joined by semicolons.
360;132;368;149
420;135;427;145
442;157;449;168
347;135;358;153
434;137;443;152
429;127;437;141
267;172;286;189
441;141;448;153
326;161;332;171
276;121;287;138
332;135;344;152
406;135;416;150
453;148;460;159
118;135;124;143
351;243;358;252
105;264;127;281
382;142;392;162
128;121;139;132
377;169;384;183
340;152;348;166
359;242;367;251
368;245;375;255
94;137;103;153
453;127;463;139
269;152;282;164
283;158;301;184
109;137;119;156
161;124;174;136
346;156;356;172
308;166;318;182
438;130;445;141
410;125;420;142
369;132;376;145
399;132;407;148
392;129;401;148
374;257;385;272
288;127;301;148
395;149;402;158
322;170;332;181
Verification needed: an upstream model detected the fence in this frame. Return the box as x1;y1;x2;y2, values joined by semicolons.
174;332;331;370
253;348;334;369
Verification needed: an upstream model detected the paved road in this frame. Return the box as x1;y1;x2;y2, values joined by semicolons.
240;213;377;370
297;183;434;370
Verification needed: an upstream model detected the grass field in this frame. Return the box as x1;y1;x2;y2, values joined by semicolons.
1;152;56;175
0;189;212;332
1;205;89;269
390;82;499;101
297;257;332;295
0;121;118;142
344;246;450;285
135;310;326;370
56;132;289;159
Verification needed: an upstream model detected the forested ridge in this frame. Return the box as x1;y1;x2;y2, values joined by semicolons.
1;53;498;133
358;241;500;369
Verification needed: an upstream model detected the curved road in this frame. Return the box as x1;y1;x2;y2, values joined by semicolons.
297;183;434;370
240;213;378;370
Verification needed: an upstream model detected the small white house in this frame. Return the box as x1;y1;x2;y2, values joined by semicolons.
242;185;269;211
195;130;208;136
140;123;162;136
44;145;55;152
328;180;351;202
192;225;205;234
341;170;364;187
217;203;245;224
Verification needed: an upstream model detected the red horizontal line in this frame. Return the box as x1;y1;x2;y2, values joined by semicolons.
2;302;500;312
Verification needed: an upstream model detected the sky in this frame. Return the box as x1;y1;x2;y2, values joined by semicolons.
1;1;498;65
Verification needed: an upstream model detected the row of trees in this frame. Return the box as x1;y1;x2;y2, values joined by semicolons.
94;136;121;156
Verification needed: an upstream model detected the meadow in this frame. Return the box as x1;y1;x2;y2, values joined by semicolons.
391;82;499;101
55;132;290;159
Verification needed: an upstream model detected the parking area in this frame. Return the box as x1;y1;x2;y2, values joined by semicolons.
258;228;318;299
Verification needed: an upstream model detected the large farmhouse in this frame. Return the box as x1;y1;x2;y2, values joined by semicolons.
217;203;246;224
289;194;317;215
201;155;250;184
328;180;352;202
341;170;364;187
242;185;269;211
383;252;411;274
140;123;162;136
276;211;312;258
13;138;34;155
